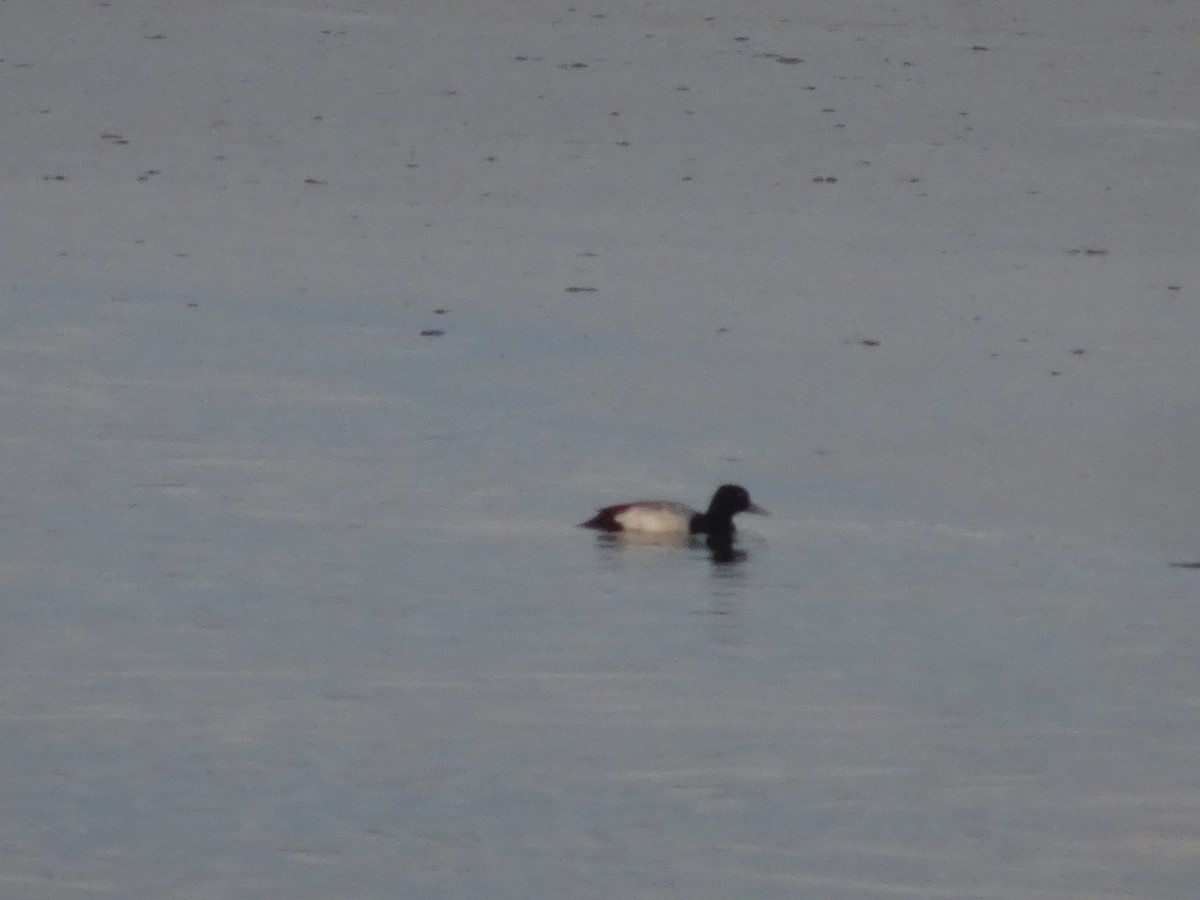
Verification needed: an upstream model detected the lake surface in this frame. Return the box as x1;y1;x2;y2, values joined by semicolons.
2;1;1199;897
3;287;1198;899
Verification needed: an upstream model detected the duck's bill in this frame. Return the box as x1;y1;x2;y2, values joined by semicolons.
747;503;769;515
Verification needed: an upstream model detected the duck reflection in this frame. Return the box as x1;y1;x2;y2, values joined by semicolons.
590;530;752;565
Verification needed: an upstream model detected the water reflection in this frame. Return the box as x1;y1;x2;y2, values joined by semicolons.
590;532;754;566
586;533;754;646
706;533;745;565
590;531;690;565
703;545;748;645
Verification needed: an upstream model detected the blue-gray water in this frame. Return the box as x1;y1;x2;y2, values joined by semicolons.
3;292;1198;899
4;1;1200;895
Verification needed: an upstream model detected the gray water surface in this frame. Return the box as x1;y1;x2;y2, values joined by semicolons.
3;292;1197;899
3;1;1200;897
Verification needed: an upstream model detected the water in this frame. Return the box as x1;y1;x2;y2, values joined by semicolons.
2;289;1197;899
3;0;1199;894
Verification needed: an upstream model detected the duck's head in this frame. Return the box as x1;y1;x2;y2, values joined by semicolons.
708;484;768;518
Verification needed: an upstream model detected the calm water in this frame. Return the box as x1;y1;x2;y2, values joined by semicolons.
2;292;1197;899
5;0;1200;892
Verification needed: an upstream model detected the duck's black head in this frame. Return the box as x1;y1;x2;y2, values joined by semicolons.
705;482;763;518
700;487;772;535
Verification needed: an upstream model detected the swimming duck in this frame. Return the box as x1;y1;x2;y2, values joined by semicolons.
579;484;767;540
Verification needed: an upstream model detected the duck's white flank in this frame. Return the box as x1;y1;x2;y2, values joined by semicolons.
613;502;695;534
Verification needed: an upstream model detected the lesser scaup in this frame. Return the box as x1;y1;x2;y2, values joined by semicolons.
580;484;767;540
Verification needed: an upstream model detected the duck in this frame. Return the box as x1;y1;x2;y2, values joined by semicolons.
579;484;767;540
